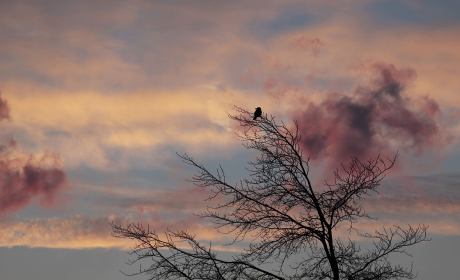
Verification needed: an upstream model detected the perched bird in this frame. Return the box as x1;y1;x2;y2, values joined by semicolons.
253;107;262;120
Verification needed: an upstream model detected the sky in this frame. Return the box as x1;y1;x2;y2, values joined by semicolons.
1;0;460;279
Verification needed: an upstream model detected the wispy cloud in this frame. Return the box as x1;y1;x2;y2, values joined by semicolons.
0;214;232;250
364;173;460;219
0;215;131;249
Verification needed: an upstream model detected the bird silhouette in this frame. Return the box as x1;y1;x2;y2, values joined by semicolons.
253;107;262;120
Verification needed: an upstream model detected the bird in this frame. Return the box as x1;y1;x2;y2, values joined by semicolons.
253;107;262;120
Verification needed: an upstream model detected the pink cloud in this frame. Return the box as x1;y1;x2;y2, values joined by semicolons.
293;63;452;169
0;139;67;214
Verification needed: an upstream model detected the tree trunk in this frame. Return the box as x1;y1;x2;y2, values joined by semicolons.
330;258;340;280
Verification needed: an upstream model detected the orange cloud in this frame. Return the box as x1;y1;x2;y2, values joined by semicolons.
2;205;457;251
0;214;237;251
0;215;132;249
0;85;269;169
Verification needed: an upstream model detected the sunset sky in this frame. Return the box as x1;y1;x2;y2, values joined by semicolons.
1;0;460;279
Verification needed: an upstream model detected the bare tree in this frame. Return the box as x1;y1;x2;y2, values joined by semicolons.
112;106;429;280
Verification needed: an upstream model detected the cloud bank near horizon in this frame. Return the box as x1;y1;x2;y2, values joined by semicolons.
3;171;460;250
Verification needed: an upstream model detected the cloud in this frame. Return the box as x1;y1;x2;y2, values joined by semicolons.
98;184;218;216
339;219;460;239
3;172;459;250
0;138;67;214
0;93;10;121
363;173;460;217
1;87;255;169
0;214;231;250
0;215;131;249
1;0;459;172
294;63;452;168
